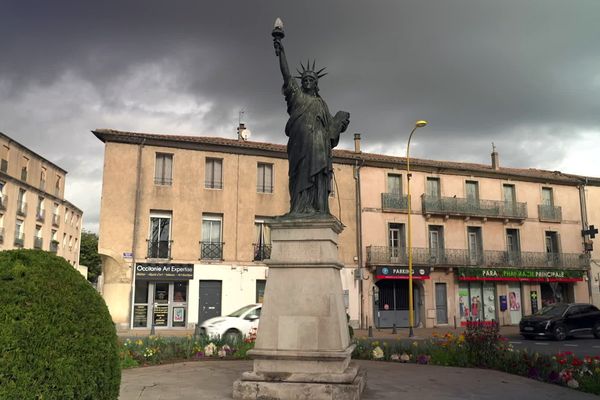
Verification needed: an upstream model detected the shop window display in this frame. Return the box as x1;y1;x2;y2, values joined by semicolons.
458;282;497;326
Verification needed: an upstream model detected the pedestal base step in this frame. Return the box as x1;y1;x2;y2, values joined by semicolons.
233;365;366;400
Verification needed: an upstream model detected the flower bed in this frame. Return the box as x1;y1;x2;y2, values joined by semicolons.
352;323;600;395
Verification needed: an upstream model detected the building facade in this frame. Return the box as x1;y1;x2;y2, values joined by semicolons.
93;129;360;330
95;128;594;331
359;149;591;329
582;180;600;307
0;132;83;269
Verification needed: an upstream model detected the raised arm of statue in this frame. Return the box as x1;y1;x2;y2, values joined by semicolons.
273;38;291;85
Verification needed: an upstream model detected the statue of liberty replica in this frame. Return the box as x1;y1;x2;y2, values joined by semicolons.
272;18;350;216
233;19;365;399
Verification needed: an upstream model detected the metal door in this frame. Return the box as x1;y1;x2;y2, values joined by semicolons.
198;280;222;324
435;283;448;324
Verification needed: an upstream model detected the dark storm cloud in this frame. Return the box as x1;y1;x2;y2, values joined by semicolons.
1;0;599;230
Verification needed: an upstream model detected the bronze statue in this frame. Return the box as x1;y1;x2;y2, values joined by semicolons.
272;19;350;216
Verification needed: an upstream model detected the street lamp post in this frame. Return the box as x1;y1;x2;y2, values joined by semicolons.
406;120;428;338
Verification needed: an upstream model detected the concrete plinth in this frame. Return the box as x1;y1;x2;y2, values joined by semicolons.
233;216;366;399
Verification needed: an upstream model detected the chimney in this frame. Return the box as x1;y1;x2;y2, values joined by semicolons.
491;143;499;170
354;133;361;153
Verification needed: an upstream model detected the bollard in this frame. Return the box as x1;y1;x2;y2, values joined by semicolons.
392;323;397;334
368;325;373;337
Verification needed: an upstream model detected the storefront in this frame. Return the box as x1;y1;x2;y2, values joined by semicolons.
458;267;586;326
373;266;430;328
132;263;194;329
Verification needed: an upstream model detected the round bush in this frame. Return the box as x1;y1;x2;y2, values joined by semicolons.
0;249;120;399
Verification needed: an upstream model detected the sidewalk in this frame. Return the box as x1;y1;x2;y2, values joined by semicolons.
120;359;596;400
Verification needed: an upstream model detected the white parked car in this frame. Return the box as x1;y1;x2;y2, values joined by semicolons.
199;303;261;342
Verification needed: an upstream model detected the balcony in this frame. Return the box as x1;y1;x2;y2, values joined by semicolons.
146;240;172;259
366;246;589;270
14;233;25;247
0;195;7;211
34;237;43;249
201;241;223;260
52;214;61;227
381;193;409;212
421;195;527;220
36;209;45;223
154;177;172;186
49;240;59;253
538;204;562;223
253;243;272;261
17;201;27;217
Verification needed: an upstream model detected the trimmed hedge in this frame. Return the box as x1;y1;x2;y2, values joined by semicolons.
0;250;120;399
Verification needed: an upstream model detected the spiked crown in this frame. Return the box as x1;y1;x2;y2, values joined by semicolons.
295;59;327;81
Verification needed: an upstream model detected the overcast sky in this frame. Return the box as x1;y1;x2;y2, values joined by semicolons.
1;0;599;232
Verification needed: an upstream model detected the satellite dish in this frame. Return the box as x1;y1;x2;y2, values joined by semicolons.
240;129;251;140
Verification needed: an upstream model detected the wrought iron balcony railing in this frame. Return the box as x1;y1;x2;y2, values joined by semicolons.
146;240;172;259
381;192;409;212
366;246;589;270
253;243;272;261
201;241;224;260
205;180;223;189
538;204;562;223
0;195;7;211
50;240;59;253
154;177;173;186
421;194;527;220
34;237;43;249
17;201;27;216
52;214;61;227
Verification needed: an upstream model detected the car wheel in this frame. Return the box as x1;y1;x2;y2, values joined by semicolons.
223;329;242;344
521;334;535;340
553;325;567;341
593;323;600;339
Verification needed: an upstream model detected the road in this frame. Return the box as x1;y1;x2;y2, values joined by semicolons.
504;333;600;357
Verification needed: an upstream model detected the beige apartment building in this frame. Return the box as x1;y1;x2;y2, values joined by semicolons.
582;180;600;307
0;132;83;269
93;128;360;330
94;128;595;331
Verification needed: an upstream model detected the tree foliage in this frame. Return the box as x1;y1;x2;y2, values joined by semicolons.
80;230;101;283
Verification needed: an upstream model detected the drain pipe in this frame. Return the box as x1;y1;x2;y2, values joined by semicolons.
353;133;365;328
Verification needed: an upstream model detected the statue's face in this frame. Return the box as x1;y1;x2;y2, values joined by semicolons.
301;75;317;93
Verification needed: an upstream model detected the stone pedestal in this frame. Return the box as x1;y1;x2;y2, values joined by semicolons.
233;216;366;399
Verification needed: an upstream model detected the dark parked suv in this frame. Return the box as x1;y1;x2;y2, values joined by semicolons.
519;303;600;340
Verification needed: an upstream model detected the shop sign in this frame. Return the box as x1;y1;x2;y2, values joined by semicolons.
153;305;168;326
135;263;194;281
375;266;431;280
458;267;584;282
133;305;148;327
530;291;539;314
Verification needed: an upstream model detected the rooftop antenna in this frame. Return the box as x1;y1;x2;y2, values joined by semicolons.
237;109;251;141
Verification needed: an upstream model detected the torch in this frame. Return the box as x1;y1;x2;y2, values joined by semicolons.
272;17;285;56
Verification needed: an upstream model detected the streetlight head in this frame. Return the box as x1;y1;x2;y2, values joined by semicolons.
415;120;428;128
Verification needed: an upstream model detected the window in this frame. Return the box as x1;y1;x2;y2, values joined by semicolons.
542;187;554;206
506;229;521;265
503;184;516;204
0;181;6;210
257;163;273;193
21;156;29;181
256;280;267;303
205;158;223;189
0;145;8;173
387;174;402;194
55;176;61;196
50;230;58;252
465;181;479;203
154;153;173;185
15;220;25;246
201;214;223;259
17;189;26;216
426;177;440;198
388;223;406;261
68;235;73;251
467;226;483;265
148;212;172;259
36;197;45;222
545;231;561;265
40;168;47;190
34;226;43;249
65;209;69;223
254;219;271;261
52;203;60;226
428;225;445;263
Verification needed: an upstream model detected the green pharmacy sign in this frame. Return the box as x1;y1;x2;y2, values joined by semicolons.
458;267;585;282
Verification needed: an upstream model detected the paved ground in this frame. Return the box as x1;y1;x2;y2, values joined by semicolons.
120;359;598;400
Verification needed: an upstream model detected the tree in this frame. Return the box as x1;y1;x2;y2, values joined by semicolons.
80;229;101;283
